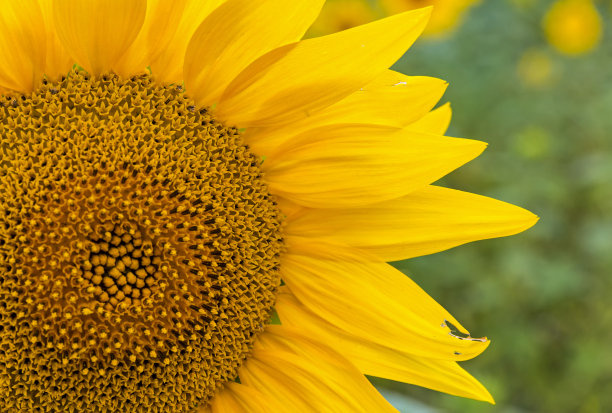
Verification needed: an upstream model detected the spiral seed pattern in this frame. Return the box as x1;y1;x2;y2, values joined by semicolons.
0;70;284;412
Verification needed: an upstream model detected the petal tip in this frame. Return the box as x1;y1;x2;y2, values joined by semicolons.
461;138;488;159
479;386;496;405
414;5;434;19
520;209;540;232
405;5;434;33
504;204;539;235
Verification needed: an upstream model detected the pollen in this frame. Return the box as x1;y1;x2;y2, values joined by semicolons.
0;70;284;412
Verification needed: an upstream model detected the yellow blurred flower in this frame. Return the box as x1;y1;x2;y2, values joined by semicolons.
517;48;557;87
308;0;376;36
543;0;602;56
379;0;481;37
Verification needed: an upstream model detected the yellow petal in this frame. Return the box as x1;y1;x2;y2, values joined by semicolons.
38;0;73;81
148;0;226;85
288;185;539;262
0;0;46;92
52;0;146;75
208;382;282;413
406;102;453;134
245;71;447;156
275;196;304;222
317;71;447;128
240;326;398;412
264;126;486;208
276;290;495;403
279;240;490;361
113;0;188;77
185;0;324;107
217;7;431;128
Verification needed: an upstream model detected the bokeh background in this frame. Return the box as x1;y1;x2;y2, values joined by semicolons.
309;1;612;412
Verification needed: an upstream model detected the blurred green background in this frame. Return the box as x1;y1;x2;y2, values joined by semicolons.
313;0;612;412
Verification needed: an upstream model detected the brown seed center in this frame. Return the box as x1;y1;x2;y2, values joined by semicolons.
0;70;284;412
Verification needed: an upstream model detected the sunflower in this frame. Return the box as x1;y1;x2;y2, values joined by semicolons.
0;1;537;412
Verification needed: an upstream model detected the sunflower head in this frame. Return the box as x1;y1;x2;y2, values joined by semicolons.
0;1;537;412
0;69;283;411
